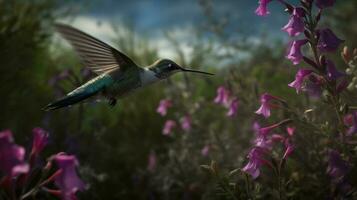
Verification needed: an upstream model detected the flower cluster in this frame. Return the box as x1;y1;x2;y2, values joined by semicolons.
251;0;356;195
156;99;192;135
0;129;86;200
242;121;295;179
257;0;347;99
213;86;239;117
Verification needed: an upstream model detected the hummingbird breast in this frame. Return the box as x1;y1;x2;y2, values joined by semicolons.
140;68;160;86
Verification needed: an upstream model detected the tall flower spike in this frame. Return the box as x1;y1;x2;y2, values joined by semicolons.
286;39;308;65
0;130;29;177
315;0;336;9
317;28;344;52
214;86;230;105
53;154;86;200
255;93;280;118
156;99;172;116
255;0;272;16
31;127;49;157
162;120;176;136
326;59;345;80
227;98;239;117
282;7;305;37
288;69;313;93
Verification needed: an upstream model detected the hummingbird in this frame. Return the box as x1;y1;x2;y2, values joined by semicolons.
44;23;213;111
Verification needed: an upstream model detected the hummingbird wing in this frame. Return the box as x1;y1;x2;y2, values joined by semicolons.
55;23;138;75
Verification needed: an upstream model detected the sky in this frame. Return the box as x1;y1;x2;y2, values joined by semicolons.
58;0;294;59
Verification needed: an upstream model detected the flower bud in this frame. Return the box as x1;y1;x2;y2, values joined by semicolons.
319;55;326;68
346;68;352;75
342;46;351;63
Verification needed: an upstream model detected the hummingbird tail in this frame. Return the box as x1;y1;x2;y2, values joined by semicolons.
43;91;97;111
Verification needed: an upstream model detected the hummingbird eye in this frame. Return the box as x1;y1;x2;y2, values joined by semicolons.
168;63;172;68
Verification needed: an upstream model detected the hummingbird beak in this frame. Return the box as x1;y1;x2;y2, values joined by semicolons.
181;68;214;76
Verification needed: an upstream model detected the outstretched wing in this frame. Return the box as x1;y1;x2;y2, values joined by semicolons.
55;23;138;75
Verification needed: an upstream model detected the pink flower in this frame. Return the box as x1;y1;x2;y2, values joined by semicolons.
53;153;86;200
286;39;308;65
286;126;295;136
282;7;305;37
180;115;191;132
288;69;313;93
317;28;344;52
201;145;210;157
226;98;239;117
162;120;176;136
214;86;230;105
31;127;49;157
255;93;278;118
156;99;172;116
147;151;157;173
255;0;272;16
0;130;29;177
242;147;267;179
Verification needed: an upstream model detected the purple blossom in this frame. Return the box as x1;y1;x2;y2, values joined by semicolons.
214;86;230;105
242;147;267;179
254;134;273;150
226;98;239;117
147;151;157;173
201;145;210;157
288;69;313;93
252;121;261;133
162;120;176;136
315;0;336;9
156;99;172;116
255;0;272;16
303;75;323;98
326;60;345;80
31;127;49;157
282;7;305;37
255;93;278;118
53;154;86;200
327;150;350;179
0;130;29;177
286;39;308;65
346;112;357;136
180;115;192;132
317;28;344;52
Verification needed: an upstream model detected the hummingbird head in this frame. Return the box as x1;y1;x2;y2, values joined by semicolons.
150;59;214;79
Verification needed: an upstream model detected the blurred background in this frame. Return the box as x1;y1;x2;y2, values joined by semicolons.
0;0;356;199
